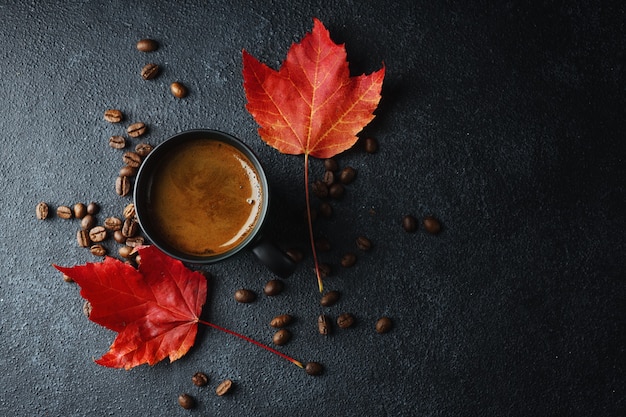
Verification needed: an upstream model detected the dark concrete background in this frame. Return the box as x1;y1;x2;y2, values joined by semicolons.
1;1;624;416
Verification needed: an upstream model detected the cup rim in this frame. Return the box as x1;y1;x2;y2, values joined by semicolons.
133;129;269;264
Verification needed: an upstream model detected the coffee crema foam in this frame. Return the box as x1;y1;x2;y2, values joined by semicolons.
148;138;263;257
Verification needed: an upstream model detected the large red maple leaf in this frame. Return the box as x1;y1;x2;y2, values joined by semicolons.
54;246;207;369
243;18;385;291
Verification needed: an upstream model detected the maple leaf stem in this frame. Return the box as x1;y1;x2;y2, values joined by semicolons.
198;319;304;369
304;153;324;293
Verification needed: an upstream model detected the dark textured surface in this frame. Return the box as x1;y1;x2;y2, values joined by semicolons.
1;1;624;416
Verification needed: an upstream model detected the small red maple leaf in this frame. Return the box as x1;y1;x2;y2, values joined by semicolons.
243;18;385;291
54;246;207;369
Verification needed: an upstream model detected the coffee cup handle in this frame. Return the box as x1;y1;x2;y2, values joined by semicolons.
250;238;296;278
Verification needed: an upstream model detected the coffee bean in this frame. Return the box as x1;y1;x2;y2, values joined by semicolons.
113;230;126;244
118;245;133;258
73;203;87;219
191;372;209;387
108;135;126;149
305;362;324;376
317;314;331;335
364;137;378;153
177;393;195;409
170;82;188;98
264;279;284;296
87;202;100;215
312;180;329;199
318;263;332;278
134;143;153;157
76;229;91;248
270;314;293;328
127;122;147;138
36;202;49;220
123;203;136;219
402;215;418;233
81;214;96;230
89;226;107;243
136;38;158;52
103;109;123;123
423;215;441;234
337;313;355;329
122;151;142;167
320;290;340;307
119;165;138;177
272;328;291;345
323;170;335;186
83;300;93;318
340;252;357;268
122;218;139;238
286;248;304;263
104;216;123;231
324;158;338;172
215;379;233;396
329;183;345;199
315;237;331;252
115;176;131;196
339;166;357;184
234;288;256;303
355;236;372;251
90;244;107;257
140;63;159;80
318;202;333;218
375;316;393;334
56;205;73;219
125;236;145;247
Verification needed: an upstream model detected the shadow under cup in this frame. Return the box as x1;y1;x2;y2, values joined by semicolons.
134;129;294;277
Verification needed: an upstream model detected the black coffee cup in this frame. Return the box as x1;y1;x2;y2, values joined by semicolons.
134;129;295;277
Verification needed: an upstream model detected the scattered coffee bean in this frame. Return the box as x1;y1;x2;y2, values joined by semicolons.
125;236;145;247
318;202;333;218
328;183;345;199
402;215;418;233
177;393;195;409
89;226;107;243
191;372;209;387
320;290;340;307
83;300;93;318
113;230;126;244
81;214;96;230
323;170;335;186
216;379;233;396
76;229;90;248
122;151;142;167
134;143;153;157
355;236;372;251
140;63;159;80
318;263;332;278
312;180;329;199
127;122;147;138
337;313;355;328
119;165;138;177
56;205;73;219
118;245;133;258
270;314;293;328
264;279;284;296
375;316;393;334
305;362;324;376
90;244;107;257
170;82;188;98
364;137;378;153
73;203;87;219
122;218;139;238
272;328;292;345
234;288;256;303
339;166;357;184
62;273;73;283
286;248;304;263
87;202;99;215
36;202;49;220
315;237;331;252
104;216;123;231
136;38;158;52
324;158;338;172
108;135;126;149
423;215;441;234
317;314;331;335
103;109;123;123
115;175;131;196
340;252;357;268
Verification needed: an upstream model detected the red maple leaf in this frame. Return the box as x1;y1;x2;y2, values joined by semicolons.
54;246;207;369
243;18;385;291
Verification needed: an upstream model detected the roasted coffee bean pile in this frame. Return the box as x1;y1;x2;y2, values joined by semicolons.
177;372;235;409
